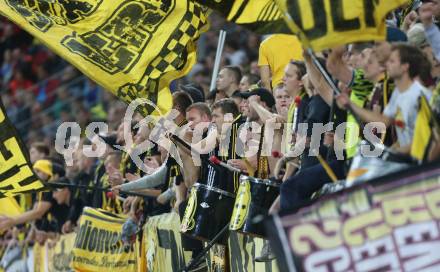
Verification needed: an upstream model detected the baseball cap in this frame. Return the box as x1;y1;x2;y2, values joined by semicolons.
238;88;276;108
50;177;71;190
51;162;66;178
386;27;408;42
180;84;205;103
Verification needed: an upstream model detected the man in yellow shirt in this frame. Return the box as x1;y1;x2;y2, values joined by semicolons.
258;34;303;91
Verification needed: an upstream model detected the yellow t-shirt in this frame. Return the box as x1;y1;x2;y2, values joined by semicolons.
258;34;303;88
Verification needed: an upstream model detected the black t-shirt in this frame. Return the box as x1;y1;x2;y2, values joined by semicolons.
304;95;331;137
73;171;93;206
325;100;348;161
299;95;331;169
294;94;310;133
35;192;69;232
200;115;245;194
91;161;106;209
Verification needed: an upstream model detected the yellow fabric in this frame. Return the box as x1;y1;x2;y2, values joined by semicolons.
145;212;279;272
345;70;374;159
274;0;410;52
225;0;281;24
0;197;22;217
411;95;433;161
46;233;76;272
33;241;45;272
18;193;32;212
33;159;53;178
0;97;44;197
71;207;136;271
0;0;209;116
144;212;192;271
258;34;303;86
228;232;279;271
90;103;107;119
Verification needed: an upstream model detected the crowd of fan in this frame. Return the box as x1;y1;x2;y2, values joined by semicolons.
2;1;440;269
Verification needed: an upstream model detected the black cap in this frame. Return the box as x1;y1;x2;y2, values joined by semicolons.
387;27;408;42
238;88;276;108
180;84;205;103
51;162;65;177
51;177;71;187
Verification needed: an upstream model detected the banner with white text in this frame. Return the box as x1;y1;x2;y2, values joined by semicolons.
268;162;440;272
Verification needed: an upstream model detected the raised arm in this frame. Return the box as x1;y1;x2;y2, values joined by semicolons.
303;52;334;105
326;46;353;85
336;93;392;126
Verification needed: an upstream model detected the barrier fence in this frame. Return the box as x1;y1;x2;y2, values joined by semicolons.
1;211;278;272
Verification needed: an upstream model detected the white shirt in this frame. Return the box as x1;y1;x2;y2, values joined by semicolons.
384;81;430;147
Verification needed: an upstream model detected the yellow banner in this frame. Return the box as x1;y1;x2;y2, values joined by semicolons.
143;212;191;271
195;0;287;33
228;232;279;272
275;0;409;51
0;97;44;197
33;242;46;272
202;0;409;52
71;207;137;272
0;0;209;116
200;0;283;24
47;233;76;272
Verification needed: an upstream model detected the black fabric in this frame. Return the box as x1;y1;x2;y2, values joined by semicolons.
280;160;346;214
199;116;245;194
325;100;348;161
178;200;203;252
72;171;93;206
304;95;330;137
298;95;331;169
121;151;141;177
91;161;106;209
36;192;69;232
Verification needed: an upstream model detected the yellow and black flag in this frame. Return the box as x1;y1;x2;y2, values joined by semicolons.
411;95;440;162
0;0;209;116
195;0;289;33
274;0;410;51
0;98;45;197
199;0;409;52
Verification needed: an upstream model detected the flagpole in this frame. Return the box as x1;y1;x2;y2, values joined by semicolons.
209;30;227;92
44;182;156;199
273;0;418;164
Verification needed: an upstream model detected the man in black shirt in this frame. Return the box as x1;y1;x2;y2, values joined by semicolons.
49;177;85;234
200;98;245;193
